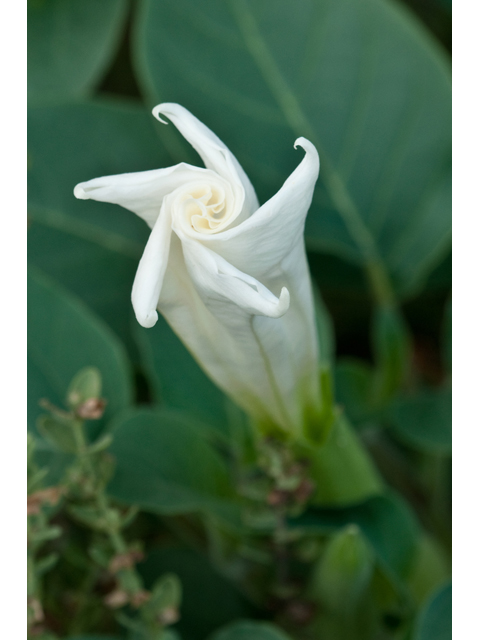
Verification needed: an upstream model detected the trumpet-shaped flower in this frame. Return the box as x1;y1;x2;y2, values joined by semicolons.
74;104;321;435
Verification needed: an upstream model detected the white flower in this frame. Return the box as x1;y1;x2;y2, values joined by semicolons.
74;104;321;435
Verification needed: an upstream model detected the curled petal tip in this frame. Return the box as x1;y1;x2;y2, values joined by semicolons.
293;136;314;151
137;309;159;329
73;184;88;200
277;287;291;317
152;104;169;125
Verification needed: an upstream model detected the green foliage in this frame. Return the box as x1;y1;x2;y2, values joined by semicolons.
307;414;383;505
27;0;451;637
134;318;231;433
135;0;451;298
28;267;133;433
388;389;452;453
310;525;374;613
107;409;241;523
294;491;420;589
28;0;128;103
208;621;293;640
371;305;411;404
140;549;254;639
412;582;452;640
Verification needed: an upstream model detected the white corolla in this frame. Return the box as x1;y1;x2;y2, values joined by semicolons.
74;104;321;436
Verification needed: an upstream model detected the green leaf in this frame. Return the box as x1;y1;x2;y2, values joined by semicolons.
37;415;79;454
140;548;254;639
309;525;374;614
28;222;139;357
27;99;172;353
313;285;335;369
208;621;292;640
413;582;451;640
67;636;122;640
371;305;411;404
307;414;383;506
107;409;241;523
442;297;452;372
135;0;451;297
27;99;171;249
28;0;128;103
293;491;420;588
388;389;452;454
334;359;376;428
28;267;133;433
134;318;231;433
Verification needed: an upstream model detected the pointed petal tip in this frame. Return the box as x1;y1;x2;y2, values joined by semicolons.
136;309;159;329
73;184;88;200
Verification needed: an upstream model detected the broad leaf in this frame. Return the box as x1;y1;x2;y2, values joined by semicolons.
28;267;133;433
28;99;171;249
135;0;451;296
413;582;452;640
292;491;420;587
28;0;128;103
107;409;241;524
28;222;139;358
334;359;376;428
134;318;230;433
140;549;254;640
388;389;452;454
208;621;292;640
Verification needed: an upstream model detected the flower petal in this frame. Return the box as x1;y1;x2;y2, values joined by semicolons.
194;137;319;278
176;230;290;319
74;163;211;228
153;103;259;220
131;200;173;327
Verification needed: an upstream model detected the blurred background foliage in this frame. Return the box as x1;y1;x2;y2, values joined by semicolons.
28;0;451;639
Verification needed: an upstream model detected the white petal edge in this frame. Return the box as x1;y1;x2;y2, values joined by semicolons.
131;200;173;327
74;163;214;228
153;103;259;220
182;137;319;277
177;233;291;319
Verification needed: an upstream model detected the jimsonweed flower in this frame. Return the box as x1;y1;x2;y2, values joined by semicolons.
74;104;321;436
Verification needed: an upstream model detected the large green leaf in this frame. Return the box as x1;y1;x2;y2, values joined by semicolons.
388;389;452;454
139;548;254;640
28;267;133;432
134;318;231;433
413;582;451;640
27;100;174;354
107;409;241;523
28;0;128;103
292;491;420;587
208;621;293;640
27;99;171;250
28;222;139;358
135;0;451;297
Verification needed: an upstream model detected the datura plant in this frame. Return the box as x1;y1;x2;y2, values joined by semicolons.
75;104;322;438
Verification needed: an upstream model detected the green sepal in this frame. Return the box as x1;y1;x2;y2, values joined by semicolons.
67;366;103;409
306;413;383;507
309;524;374;614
